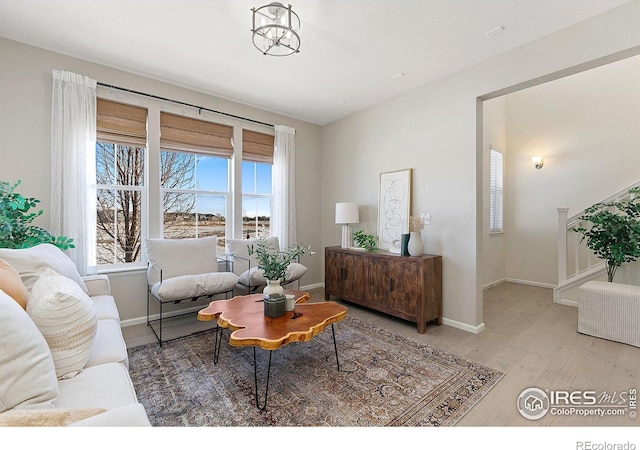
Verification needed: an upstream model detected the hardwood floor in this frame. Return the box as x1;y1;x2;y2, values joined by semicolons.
122;282;640;427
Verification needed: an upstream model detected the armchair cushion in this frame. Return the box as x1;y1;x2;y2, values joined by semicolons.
145;236;220;286
237;263;307;287
227;237;307;287
150;271;238;303
226;236;279;276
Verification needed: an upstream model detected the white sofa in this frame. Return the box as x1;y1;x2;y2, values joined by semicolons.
0;244;150;427
578;280;640;348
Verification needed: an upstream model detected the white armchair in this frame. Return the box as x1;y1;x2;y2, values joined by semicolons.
145;236;238;345
225;236;307;294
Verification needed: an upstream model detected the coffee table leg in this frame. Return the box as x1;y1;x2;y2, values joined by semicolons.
213;325;222;364
253;347;273;410
331;324;340;371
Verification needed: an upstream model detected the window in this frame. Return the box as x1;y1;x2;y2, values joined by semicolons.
94;96;276;269
489;148;504;233
95;99;147;266
160;112;233;254
241;130;274;239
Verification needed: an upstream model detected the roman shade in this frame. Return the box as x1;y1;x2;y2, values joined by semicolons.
160;112;233;157
96;98;147;147
243;129;274;164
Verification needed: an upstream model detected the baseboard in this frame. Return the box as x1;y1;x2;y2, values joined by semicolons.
442;317;485;334
483;278;506;289
504;277;556;289
300;282;324;291
121;304;206;328
557;298;578;308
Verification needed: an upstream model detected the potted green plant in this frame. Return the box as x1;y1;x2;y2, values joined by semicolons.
352;230;377;252
248;239;310;294
574;187;640;282
0;180;74;250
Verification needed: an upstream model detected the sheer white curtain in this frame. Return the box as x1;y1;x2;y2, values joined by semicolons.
51;70;97;275
271;125;296;249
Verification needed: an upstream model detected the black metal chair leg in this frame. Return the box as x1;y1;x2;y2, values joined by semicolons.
158;301;163;346
253;347;273;410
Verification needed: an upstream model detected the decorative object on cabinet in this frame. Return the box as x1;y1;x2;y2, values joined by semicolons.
325;246;442;333
352;230;377;252
407;232;424;256
407;215;426;256
335;202;359;249
401;233;410;256
377;169;412;252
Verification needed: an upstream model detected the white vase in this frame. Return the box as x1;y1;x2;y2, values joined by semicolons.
407;231;424;256
263;279;284;297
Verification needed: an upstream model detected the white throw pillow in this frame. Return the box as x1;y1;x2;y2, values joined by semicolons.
27;269;97;380
0;290;58;413
0;244;87;294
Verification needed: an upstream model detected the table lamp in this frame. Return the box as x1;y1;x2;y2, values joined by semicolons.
335;202;359;248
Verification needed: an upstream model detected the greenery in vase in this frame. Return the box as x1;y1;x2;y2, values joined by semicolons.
0;180;74;250
248;239;310;282
574;187;640;282
352;230;377;251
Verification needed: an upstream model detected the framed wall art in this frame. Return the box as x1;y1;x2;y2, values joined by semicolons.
377;168;412;251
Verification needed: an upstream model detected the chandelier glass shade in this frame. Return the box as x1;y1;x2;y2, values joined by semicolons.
251;3;300;56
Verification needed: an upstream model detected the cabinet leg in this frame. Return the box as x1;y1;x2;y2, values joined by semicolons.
325;293;330;300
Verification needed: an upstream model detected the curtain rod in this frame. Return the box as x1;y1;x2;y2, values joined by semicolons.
96;82;275;128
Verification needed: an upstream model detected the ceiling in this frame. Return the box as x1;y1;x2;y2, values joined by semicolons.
0;0;631;125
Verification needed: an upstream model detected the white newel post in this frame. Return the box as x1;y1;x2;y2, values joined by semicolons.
557;208;569;285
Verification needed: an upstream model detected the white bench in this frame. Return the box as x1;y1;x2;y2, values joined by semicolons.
578;280;640;348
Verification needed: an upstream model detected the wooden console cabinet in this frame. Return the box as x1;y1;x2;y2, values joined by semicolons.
324;246;442;333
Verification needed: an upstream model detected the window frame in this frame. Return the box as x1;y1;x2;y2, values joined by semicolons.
241;160;273;239
489;147;504;235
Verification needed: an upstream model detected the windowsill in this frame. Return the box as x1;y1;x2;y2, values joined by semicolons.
97;264;147;275
489;231;504;236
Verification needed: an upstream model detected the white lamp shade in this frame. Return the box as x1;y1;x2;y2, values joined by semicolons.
335;202;359;224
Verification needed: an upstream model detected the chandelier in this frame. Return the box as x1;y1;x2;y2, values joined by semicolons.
251;2;300;56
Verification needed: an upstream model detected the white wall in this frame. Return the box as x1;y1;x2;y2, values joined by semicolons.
321;1;640;332
482;97;507;287
0;37;323;323
504;55;640;286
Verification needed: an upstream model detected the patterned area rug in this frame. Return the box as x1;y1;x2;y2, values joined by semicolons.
128;317;503;426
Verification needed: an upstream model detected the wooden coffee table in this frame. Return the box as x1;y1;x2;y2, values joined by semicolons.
198;290;347;409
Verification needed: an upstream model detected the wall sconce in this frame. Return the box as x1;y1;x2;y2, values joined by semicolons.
335;202;359;248
532;156;544;169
